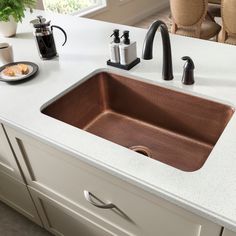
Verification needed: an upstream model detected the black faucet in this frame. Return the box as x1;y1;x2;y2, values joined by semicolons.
142;20;173;81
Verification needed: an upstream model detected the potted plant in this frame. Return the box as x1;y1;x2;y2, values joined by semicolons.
0;0;36;37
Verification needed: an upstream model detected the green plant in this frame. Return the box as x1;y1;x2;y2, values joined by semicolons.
0;0;36;22
44;0;97;14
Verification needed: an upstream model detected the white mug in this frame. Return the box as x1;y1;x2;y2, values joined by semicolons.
0;43;14;66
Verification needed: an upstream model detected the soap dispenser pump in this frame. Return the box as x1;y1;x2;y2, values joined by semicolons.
122;30;130;45
109;29;120;63
119;30;137;66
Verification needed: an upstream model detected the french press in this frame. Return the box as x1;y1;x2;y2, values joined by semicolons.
31;16;67;59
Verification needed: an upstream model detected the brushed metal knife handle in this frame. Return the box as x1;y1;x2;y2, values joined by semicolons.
84;190;116;209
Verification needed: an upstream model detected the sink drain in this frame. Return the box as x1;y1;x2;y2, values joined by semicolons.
129;145;152;158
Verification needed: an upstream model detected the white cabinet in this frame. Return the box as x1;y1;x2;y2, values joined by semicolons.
5;125;223;236
0;124;23;181
0;124;42;225
0;170;42;225
223;229;236;236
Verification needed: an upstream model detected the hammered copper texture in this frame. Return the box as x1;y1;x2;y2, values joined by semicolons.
42;72;234;172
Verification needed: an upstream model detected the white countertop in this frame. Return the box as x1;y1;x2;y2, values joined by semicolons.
1;10;236;231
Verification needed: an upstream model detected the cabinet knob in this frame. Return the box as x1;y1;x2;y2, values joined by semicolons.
84;190;116;209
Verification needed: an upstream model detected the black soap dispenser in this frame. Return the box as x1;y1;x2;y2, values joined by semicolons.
182;56;195;85
119;30;137;66
109;29;120;63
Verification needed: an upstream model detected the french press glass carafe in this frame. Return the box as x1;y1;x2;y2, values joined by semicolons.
32;16;67;59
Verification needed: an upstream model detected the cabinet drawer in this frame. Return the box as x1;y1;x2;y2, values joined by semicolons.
0;170;42;225
6;125;222;236
30;187;125;236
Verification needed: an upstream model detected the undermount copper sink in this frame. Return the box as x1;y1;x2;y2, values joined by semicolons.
42;71;234;172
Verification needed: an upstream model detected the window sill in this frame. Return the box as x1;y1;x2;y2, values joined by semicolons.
117;0;133;6
73;4;108;18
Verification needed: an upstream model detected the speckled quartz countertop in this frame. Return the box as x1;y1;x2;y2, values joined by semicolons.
1;10;236;232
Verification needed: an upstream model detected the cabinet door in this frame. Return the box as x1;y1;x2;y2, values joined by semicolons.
29;187;120;236
5;124;222;236
223;229;236;236
0;124;23;181
0;170;42;225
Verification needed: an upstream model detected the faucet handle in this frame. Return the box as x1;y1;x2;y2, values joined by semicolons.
181;56;195;85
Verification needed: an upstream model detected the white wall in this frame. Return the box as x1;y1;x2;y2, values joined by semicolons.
84;0;169;25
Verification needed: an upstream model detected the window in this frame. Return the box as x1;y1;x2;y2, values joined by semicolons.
43;0;106;15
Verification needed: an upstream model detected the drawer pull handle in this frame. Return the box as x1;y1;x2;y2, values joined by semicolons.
84;190;116;209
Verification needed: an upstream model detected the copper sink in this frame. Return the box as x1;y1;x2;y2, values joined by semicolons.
42;71;234;172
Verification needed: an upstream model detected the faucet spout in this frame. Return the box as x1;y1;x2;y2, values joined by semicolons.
142;20;173;81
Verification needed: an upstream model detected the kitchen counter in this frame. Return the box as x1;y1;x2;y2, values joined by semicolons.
1;10;236;231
